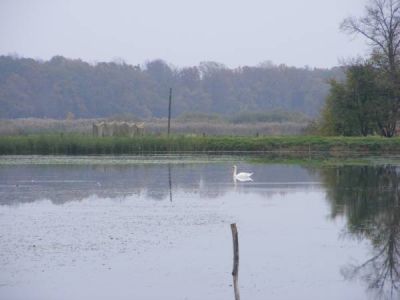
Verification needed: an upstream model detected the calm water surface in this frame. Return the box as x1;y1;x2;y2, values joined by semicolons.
0;156;399;300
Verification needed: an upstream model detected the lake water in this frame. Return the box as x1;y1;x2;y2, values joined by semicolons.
0;155;399;300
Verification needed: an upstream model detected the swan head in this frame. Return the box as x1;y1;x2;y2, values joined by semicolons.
233;165;237;176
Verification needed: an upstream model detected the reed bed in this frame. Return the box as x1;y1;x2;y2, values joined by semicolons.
0;118;307;136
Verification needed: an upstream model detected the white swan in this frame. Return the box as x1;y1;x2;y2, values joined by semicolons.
233;165;253;182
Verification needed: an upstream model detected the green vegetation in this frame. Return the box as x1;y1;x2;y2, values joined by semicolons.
320;1;400;137
320;62;397;137
1;134;400;156
320;63;378;136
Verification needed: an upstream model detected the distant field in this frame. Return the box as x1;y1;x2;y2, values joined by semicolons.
1;134;399;156
0;118;307;136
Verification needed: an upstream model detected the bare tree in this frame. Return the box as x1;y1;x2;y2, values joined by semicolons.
341;0;400;73
341;0;400;137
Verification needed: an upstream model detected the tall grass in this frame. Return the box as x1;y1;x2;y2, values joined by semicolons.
1;134;400;156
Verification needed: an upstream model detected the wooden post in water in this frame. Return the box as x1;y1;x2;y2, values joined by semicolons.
231;223;240;300
168;163;172;202
167;88;172;137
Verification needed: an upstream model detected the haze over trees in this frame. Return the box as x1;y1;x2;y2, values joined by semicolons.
0;55;342;120
321;0;400;137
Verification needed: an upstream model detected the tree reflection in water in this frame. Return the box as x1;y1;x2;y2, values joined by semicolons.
320;165;400;299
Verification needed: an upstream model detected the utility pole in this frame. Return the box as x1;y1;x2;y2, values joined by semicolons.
167;88;172;137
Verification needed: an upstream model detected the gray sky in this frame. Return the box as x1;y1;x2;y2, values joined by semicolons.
0;0;368;68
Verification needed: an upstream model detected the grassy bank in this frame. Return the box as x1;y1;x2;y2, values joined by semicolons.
1;134;400;156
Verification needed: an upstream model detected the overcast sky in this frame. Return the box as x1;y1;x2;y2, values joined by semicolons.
0;0;369;68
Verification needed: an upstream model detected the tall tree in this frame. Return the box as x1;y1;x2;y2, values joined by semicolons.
341;0;400;137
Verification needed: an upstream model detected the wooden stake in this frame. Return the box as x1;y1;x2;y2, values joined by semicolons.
231;223;240;300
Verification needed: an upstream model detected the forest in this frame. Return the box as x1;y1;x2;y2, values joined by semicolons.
0;55;342;120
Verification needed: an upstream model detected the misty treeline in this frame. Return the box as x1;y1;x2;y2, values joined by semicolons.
0;55;342;120
320;0;400;137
